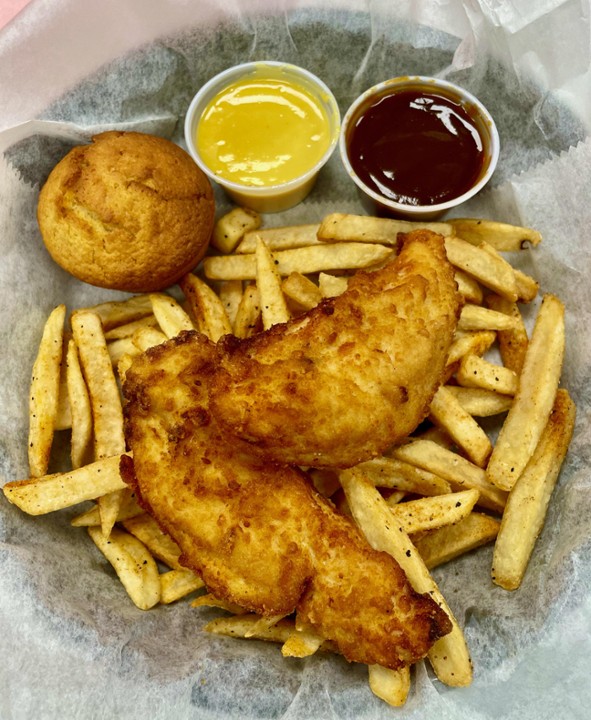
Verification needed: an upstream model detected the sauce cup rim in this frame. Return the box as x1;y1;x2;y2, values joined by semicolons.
339;75;500;216
184;60;341;198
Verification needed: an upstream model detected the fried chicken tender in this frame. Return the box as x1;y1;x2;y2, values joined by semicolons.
122;332;452;669
209;230;462;468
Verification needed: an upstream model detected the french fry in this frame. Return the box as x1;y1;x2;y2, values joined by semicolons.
212;206;261;253
65;338;93;469
104;315;158;341
444;386;513;417
191;594;246;614
487;294;565;491
448;218;542;251
2;454;128;515
107;336;140;366
454;269;484;304
71;310;126;535
456;355;519;396
77;295;153;331
255;237;291;329
485;295;529;374
446;330;497;367
339;469;473;687
281;272;323;311
492;389;575;590
389;489;480;535
368;665;411;708
54;360;71;431
514;268;539;303
160;568;204;604
352;456;452;496
413;512;501;570
203;242;392;281
429;386;493;467
204;614;297;645
218;280;244;328
245;614;286;638
149;293;195;338
88;526;161;610
392;440;507;514
131;326;168;352
458;304;522;333
318;272;349;298
317;212;452;245
122;514;184;570
236;224;321;254
28;304;66;477
71;490;143;526
281;625;324;658
180;273;233;342
444;236;518;301
233;284;262;338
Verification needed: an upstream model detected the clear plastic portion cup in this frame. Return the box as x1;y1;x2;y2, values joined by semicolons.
184;61;340;213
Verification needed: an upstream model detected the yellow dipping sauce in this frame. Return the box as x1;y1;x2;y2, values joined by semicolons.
196;75;332;188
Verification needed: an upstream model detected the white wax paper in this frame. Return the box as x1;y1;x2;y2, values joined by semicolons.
1;1;590;718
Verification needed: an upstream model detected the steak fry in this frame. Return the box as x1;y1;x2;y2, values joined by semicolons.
122;333;452;669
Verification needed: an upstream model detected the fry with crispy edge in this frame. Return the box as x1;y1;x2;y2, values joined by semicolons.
388;489;480;535
180;273;233;342
88;526;161;610
65;338;93;469
255;237;291;329
487;294;565;491
317;212;452;245
368;664;411;707
149;293;195;338
339;469;473;687
28;304;66;477
448;218;542;251
492;389;575;590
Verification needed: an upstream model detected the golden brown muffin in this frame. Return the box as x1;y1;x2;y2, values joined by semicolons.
37;131;215;292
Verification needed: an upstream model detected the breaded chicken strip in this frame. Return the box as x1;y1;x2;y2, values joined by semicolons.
209;230;462;468
122;332;451;669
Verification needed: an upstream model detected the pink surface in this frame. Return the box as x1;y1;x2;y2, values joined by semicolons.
0;0;31;28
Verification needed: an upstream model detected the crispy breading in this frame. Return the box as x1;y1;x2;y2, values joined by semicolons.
122;333;452;669
209;230;462;468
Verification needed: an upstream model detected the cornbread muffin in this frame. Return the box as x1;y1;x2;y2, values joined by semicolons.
37;131;215;292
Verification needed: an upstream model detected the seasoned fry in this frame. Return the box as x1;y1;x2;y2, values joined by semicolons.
71;491;143;527
107;336;140;366
160;568;205;604
77;295;153;331
444;236;518;301
180;273;233;342
71;310;126;535
340;470;473;687
446;330;497;367
368;664;411;707
2;454;128;515
458;304;522;332
487;294;565;491
392;440;507;514
65;338;93;469
281;272;323;311
255;237;291;329
28;304;66;477
448;218;542;251
429;386;493;467
454;269;484;304
413;513;501;570
203;242;392;280
104;315;158;341
233;284;261;338
88;526;160;610
444;386;513;417
281;625;324;658
149;293;195;338
236;224;321;254
205;614;297;645
456;355;519;396
122;514;184;570
54;362;71;431
389;489;480;535
218;280;244;328
318;272;349;298
486;295;529;374
492;389;575;589
514;268;539;303
212;206;261;253
131;326;168;352
317;212;452;245
352;456;452;496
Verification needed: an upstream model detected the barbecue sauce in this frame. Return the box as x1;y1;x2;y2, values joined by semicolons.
346;88;487;206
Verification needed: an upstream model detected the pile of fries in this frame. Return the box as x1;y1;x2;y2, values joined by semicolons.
2;210;575;708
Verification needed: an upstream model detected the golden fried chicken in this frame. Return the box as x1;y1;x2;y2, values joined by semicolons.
209;230;462;468
122;332;452;669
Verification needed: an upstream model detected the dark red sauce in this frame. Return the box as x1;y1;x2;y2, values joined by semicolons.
347;88;487;206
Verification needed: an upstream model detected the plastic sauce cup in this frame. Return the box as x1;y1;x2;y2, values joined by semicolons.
340;76;500;220
184;61;340;213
